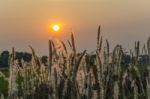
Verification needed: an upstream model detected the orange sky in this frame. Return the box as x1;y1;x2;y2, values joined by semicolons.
0;0;150;55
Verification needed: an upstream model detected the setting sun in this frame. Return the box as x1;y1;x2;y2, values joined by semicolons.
53;24;60;31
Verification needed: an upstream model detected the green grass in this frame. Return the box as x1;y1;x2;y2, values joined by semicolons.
0;77;8;96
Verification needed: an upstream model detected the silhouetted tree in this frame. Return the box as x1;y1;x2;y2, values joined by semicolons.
0;51;9;67
22;52;32;62
41;56;48;66
16;52;24;67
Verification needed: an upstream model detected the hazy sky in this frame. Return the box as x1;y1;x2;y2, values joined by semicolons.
0;0;150;55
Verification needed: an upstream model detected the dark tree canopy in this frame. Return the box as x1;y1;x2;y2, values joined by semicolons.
41;56;48;66
0;51;32;68
0;51;9;67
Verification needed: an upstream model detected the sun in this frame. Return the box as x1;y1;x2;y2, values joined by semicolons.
53;24;60;31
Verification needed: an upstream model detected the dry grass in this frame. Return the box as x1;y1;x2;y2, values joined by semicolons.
0;26;150;99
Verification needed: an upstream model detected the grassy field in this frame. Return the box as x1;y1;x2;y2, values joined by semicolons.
0;27;149;99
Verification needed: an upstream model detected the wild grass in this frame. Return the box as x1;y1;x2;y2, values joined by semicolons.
0;26;150;99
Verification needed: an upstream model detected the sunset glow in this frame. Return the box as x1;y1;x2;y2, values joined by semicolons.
53;24;60;31
0;1;150;98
